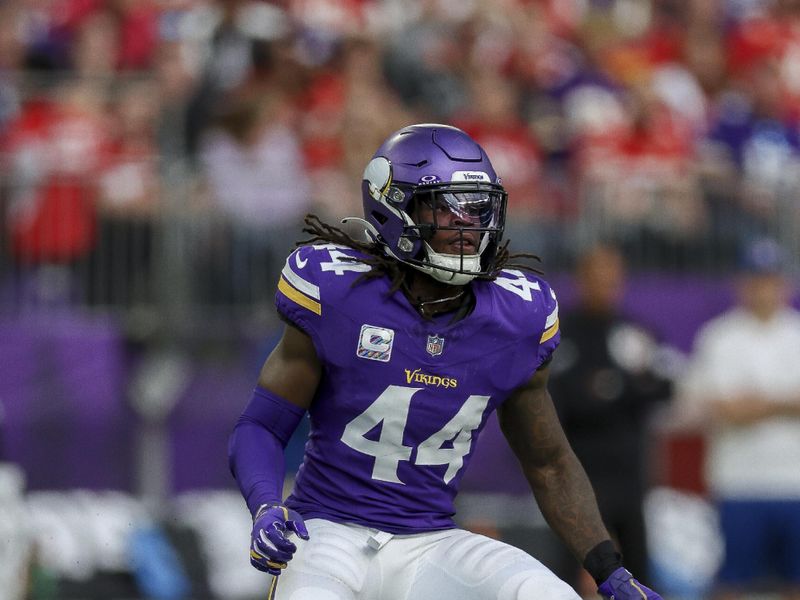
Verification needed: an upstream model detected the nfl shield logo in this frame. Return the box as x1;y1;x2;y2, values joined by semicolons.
426;334;445;357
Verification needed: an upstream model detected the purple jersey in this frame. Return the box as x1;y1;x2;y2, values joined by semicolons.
276;244;560;533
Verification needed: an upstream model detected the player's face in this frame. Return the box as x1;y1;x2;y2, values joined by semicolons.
414;194;483;255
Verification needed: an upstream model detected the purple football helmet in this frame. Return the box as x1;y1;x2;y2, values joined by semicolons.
352;123;507;285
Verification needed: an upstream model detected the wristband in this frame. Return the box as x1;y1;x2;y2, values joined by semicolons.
583;540;623;584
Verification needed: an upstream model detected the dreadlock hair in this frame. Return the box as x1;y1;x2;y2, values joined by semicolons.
298;214;408;294
297;214;544;294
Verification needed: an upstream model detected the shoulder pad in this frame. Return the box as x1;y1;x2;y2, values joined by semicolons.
276;244;371;320
490;269;560;358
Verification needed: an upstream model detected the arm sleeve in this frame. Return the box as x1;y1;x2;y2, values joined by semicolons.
228;387;306;516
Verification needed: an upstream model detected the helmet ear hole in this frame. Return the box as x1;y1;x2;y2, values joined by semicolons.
371;210;388;225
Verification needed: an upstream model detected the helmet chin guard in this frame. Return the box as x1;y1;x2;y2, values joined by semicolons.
357;124;507;286
420;244;482;285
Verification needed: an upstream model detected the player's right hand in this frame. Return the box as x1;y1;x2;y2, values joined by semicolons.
597;567;663;599
250;504;309;575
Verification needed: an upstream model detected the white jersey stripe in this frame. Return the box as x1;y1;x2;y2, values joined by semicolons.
545;304;559;329
282;258;320;300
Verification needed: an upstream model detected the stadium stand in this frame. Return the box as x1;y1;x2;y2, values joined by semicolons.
1;1;798;598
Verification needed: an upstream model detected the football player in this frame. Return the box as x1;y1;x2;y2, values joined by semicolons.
228;124;661;599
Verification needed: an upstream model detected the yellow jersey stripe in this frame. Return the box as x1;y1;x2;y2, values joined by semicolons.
540;318;559;344
278;276;322;315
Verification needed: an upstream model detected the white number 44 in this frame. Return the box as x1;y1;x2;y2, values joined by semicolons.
340;385;490;485
493;269;540;301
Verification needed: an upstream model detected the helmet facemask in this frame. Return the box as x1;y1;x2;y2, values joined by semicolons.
400;182;507;285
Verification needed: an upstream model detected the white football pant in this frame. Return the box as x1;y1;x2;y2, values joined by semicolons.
269;519;580;600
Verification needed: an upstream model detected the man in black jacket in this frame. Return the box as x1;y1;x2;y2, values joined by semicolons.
550;243;673;591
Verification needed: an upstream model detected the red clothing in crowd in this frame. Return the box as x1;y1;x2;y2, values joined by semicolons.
2;98;112;263
456;120;545;216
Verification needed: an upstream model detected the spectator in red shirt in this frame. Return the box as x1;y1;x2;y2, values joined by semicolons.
4;81;112;266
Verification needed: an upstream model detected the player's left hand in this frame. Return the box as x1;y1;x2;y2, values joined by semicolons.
597;567;663;599
250;504;309;576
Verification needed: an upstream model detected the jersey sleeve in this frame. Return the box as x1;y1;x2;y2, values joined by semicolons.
275;245;325;351
536;278;560;369
489;269;560;382
275;244;373;363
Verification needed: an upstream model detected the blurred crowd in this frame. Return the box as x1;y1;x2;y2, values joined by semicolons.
3;2;800;598
2;0;800;294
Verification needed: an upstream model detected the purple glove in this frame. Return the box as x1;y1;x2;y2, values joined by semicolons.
598;567;663;600
249;504;309;575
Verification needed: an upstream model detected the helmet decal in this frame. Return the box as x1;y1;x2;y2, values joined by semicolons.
363;157;392;202
451;171;490;182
